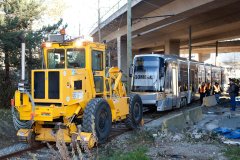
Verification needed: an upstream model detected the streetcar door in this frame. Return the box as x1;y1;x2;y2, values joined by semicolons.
172;65;178;106
165;62;173;110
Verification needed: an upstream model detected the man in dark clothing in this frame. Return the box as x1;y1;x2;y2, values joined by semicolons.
228;79;238;111
205;82;212;96
199;82;206;105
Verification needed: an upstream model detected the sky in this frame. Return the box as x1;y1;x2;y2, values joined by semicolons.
58;0;126;37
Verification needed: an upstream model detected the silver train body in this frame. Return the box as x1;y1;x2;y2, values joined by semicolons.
131;54;223;111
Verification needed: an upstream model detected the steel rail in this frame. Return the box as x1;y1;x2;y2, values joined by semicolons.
0;144;45;160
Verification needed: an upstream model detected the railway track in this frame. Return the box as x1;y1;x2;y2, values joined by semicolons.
0;144;46;160
0;122;152;159
0;101;200;159
109;100;200;141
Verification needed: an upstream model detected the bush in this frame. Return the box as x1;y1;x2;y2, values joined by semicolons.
0;69;18;108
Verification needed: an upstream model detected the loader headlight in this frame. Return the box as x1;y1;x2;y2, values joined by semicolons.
75;40;83;47
45;42;52;48
42;42;52;48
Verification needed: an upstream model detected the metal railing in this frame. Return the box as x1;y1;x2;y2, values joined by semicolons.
88;0;127;34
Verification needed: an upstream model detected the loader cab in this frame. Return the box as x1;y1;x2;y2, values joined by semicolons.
38;38;107;103
42;40;105;71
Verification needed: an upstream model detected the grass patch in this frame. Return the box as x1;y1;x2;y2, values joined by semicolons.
128;129;155;145
99;147;149;160
224;146;240;160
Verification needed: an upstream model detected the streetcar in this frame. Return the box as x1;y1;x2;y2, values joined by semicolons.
131;54;223;111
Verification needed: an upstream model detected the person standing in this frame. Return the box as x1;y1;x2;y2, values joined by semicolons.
199;82;206;104
228;79;238;111
212;82;222;104
205;82;212;96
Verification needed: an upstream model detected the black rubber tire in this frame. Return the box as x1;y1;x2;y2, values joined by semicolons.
125;94;143;129
82;98;112;144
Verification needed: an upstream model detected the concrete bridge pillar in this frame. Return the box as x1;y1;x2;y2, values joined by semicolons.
198;53;210;63
164;39;180;55
117;36;127;80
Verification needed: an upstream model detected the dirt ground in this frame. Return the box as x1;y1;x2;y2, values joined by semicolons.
97;98;239;160
0;98;239;159
97;125;228;160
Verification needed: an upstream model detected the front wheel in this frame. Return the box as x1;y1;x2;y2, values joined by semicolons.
82;98;112;144
125;94;143;129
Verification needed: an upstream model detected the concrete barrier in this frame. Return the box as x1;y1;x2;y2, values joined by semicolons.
145;106;203;132
203;95;217;107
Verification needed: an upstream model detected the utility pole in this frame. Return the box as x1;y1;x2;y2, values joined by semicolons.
188;26;192;103
127;0;132;93
98;0;101;42
215;41;218;66
188;26;192;61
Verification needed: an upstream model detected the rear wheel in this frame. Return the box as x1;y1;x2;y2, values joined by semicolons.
82;98;112;144
125;94;143;129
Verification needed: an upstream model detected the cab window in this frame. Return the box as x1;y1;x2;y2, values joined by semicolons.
48;49;65;69
92;50;103;71
67;49;85;68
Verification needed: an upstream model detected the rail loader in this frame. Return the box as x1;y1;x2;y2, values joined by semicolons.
11;32;143;148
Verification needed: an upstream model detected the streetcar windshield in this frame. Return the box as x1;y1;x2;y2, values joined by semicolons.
132;56;165;92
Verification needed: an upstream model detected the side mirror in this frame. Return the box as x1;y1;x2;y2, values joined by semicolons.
159;67;164;78
129;64;133;77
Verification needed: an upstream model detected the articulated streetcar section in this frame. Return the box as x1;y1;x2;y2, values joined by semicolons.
131;54;223;111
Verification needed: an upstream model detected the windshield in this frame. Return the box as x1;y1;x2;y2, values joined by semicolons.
132;56;165;92
48;49;65;69
67;49;85;68
47;48;86;69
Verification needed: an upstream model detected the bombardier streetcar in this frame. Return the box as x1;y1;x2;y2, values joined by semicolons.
131;54;223;111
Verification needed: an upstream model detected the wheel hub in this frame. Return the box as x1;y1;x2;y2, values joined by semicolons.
133;102;141;120
99;110;107;131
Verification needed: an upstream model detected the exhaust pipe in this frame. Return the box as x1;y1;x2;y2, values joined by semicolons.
21;42;25;81
18;34;26;92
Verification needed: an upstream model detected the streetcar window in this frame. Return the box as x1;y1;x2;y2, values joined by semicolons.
181;64;188;91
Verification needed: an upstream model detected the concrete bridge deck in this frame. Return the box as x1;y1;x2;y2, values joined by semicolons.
91;0;240;74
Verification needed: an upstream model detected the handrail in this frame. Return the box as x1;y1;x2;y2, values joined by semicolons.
88;0;127;34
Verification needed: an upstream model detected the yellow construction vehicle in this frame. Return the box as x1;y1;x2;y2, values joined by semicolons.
11;32;143;148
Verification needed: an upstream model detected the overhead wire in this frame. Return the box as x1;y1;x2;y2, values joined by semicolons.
134;0;172;22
